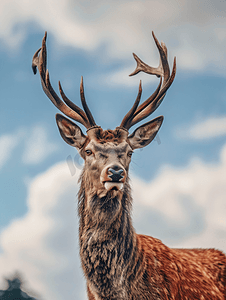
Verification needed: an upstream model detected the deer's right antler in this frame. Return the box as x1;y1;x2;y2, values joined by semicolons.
32;32;97;129
120;32;176;130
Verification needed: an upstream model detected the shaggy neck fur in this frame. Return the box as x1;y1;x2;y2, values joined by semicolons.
78;176;146;299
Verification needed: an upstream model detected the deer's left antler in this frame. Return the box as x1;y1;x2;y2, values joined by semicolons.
120;31;176;130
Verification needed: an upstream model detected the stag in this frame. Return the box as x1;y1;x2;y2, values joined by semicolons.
32;32;226;300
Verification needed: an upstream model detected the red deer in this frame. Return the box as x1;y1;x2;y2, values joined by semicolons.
32;32;226;300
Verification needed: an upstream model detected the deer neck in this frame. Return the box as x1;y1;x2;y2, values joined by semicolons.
78;177;143;299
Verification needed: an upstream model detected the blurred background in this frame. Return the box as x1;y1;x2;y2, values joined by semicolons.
0;0;226;299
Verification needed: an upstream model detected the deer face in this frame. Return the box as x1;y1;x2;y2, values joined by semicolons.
56;114;163;201
82;140;130;193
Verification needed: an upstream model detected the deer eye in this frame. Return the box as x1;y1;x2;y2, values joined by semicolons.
127;151;133;158
85;149;92;156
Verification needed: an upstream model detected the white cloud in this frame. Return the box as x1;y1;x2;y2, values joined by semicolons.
0;130;24;170
1;142;226;299
0;162;86;300
132;143;226;251
1;0;226;74
22;125;59;165
0;126;59;169
176;116;226;140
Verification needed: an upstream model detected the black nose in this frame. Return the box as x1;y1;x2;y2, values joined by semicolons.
108;167;124;182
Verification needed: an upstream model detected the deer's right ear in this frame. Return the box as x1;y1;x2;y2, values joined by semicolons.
128;116;163;149
56;114;87;149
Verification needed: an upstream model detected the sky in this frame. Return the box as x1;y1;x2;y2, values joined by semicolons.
0;0;226;299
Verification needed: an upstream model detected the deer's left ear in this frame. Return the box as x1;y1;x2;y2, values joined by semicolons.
128;116;163;150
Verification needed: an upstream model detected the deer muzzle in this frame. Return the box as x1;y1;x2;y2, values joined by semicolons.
100;164;126;191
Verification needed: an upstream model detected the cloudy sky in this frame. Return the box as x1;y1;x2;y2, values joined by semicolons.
1;0;226;299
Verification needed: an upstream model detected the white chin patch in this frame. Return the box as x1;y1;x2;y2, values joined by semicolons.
104;182;123;191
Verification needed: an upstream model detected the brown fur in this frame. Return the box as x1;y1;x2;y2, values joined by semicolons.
76;133;226;300
88;128;128;144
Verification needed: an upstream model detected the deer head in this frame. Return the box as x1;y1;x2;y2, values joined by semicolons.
32;32;176;218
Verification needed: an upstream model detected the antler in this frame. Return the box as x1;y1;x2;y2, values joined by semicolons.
32;32;96;129
120;31;176;130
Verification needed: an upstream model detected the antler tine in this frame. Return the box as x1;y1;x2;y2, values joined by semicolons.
120;80;142;129
152;31;170;85
32;32;94;129
121;32;176;130
125;77;162;128
32;48;41;75
129;53;162;78
80;76;96;127
58;81;88;123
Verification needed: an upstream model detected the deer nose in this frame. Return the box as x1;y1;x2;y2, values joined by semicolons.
107;166;124;182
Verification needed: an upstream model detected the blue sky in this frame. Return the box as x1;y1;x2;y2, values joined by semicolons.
1;0;226;299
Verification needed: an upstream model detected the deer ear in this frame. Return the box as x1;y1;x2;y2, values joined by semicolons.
128;116;163;150
56;114;87;149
